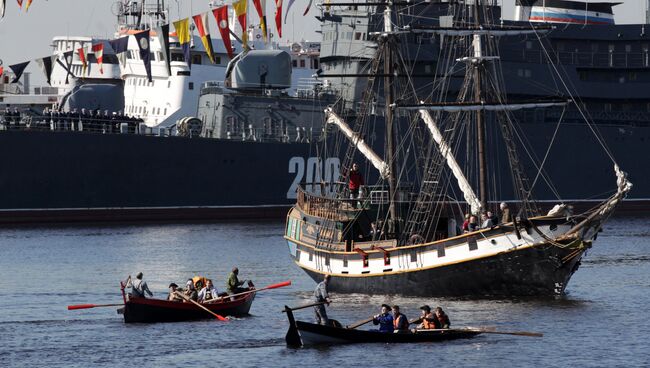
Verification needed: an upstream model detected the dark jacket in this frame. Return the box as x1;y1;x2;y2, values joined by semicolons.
373;313;394;333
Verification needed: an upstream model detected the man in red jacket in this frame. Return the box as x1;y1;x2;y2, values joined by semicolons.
348;163;364;199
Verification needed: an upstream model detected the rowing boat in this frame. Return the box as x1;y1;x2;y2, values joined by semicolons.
284;306;481;346
118;282;255;323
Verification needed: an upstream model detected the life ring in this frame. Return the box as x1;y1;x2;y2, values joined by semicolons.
256;34;262;39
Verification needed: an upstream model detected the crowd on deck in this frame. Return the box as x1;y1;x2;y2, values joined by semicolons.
126;267;254;304
1;107;145;133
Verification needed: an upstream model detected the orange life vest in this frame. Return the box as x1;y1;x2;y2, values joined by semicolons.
422;313;436;329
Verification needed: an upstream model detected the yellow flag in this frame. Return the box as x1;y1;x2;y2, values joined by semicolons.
173;18;191;44
233;0;249;47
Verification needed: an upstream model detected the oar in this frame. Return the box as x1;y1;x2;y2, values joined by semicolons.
67;303;123;310
346;316;375;329
418;327;543;337
208;280;292;303
174;291;228;321
281;301;327;313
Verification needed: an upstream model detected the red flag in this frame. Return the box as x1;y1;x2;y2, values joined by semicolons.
192;12;216;64
91;43;104;74
0;66;4;77
25;0;32;11
252;0;268;42
212;5;234;59
77;47;87;77
275;0;282;38
16;0;22;9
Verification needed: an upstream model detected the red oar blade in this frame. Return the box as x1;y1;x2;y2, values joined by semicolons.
265;280;291;290
67;304;96;310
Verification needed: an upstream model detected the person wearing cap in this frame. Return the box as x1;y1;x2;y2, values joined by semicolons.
413;305;436;329
433;307;451;329
372;304;394;333
126;272;153;299
167;283;183;302
313;274;332;325
392;305;409;333
184;279;198;302
226;267;250;294
198;279;220;302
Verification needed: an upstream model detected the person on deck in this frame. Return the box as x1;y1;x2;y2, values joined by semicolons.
500;202;511;223
126;272;153;298
433;307;451;329
462;213;470;233
348;163;364;199
481;212;494;229
167;283;183;302
413;305;436;329
487;210;499;226
392;305;410;333
373;304;394;333
313;274;332;325
184;279;198;302
198;279;220;302
226;267;251;294
468;215;479;232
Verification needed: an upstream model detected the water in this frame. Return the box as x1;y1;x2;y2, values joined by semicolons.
0;217;648;367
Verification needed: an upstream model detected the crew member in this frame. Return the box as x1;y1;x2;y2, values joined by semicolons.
184;279;198;301
433;307;451;329
226;267;251;294
373;304;394;333
500;202;511;223
392;305;409;333
348;163;364;199
414;305;436;329
126;272;153;298
313;274;332;325
167;283;183;302
198;279;219;302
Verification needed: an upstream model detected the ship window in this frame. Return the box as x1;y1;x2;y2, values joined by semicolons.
168;81;171;88
214;56;221;64
300;59;305;68
355;32;363;40
172;53;184;62
292;60;297;67
313;59;319;69
189;82;194;90
192;54;202;65
164;108;167;115
626;44;632;52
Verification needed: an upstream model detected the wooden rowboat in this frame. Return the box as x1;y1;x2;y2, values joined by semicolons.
284;306;482;347
118;282;255;323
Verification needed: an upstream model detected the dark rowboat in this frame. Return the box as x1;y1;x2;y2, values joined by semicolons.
118;282;255;323
284;306;482;347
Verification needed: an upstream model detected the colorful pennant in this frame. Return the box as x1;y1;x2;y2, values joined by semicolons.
213;5;234;59
35;55;55;85
16;0;22;9
284;0;295;24
252;0;268;43
192;12;216;64
233;0;248;48
9;61;29;83
173;18;192;69
303;0;313;16
77;47;87;77
134;30;153;81
25;0;31;12
275;0;282;38
91;43;104;74
155;24;171;76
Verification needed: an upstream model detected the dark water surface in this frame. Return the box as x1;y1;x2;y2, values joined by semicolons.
0;217;649;367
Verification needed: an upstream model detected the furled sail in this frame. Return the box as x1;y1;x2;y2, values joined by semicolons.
325;108;390;179
419;109;482;214
397;100;570;112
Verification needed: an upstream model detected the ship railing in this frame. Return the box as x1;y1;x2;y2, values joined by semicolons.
296;186;361;221
0;114;158;135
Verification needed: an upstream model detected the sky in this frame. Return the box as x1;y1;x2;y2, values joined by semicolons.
0;0;647;87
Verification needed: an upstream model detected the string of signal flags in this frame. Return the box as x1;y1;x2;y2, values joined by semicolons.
0;0;316;84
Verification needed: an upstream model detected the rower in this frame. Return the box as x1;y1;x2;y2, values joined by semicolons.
226;267;252;294
413;305;436;329
372;304;394;333
391;305;409;333
313;274;332;325
126;272;153;299
198;279;219;302
433;307;451;329
167;283;183;302
184;279;198;302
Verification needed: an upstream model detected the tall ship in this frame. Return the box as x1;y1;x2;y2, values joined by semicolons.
0;0;648;224
284;0;631;296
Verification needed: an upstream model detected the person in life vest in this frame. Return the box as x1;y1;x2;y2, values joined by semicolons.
348;163;364;199
414;305;436;329
433;306;451;329
372;304;394;333
391;305;410;333
198;279;219;302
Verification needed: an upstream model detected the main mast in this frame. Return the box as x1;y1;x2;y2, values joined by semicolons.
473;1;488;212
383;4;399;237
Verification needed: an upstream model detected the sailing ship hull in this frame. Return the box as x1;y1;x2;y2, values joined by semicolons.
298;242;586;297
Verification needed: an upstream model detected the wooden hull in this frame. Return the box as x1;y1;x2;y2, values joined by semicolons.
299;242;586;297
120;293;255;323
284;309;481;346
